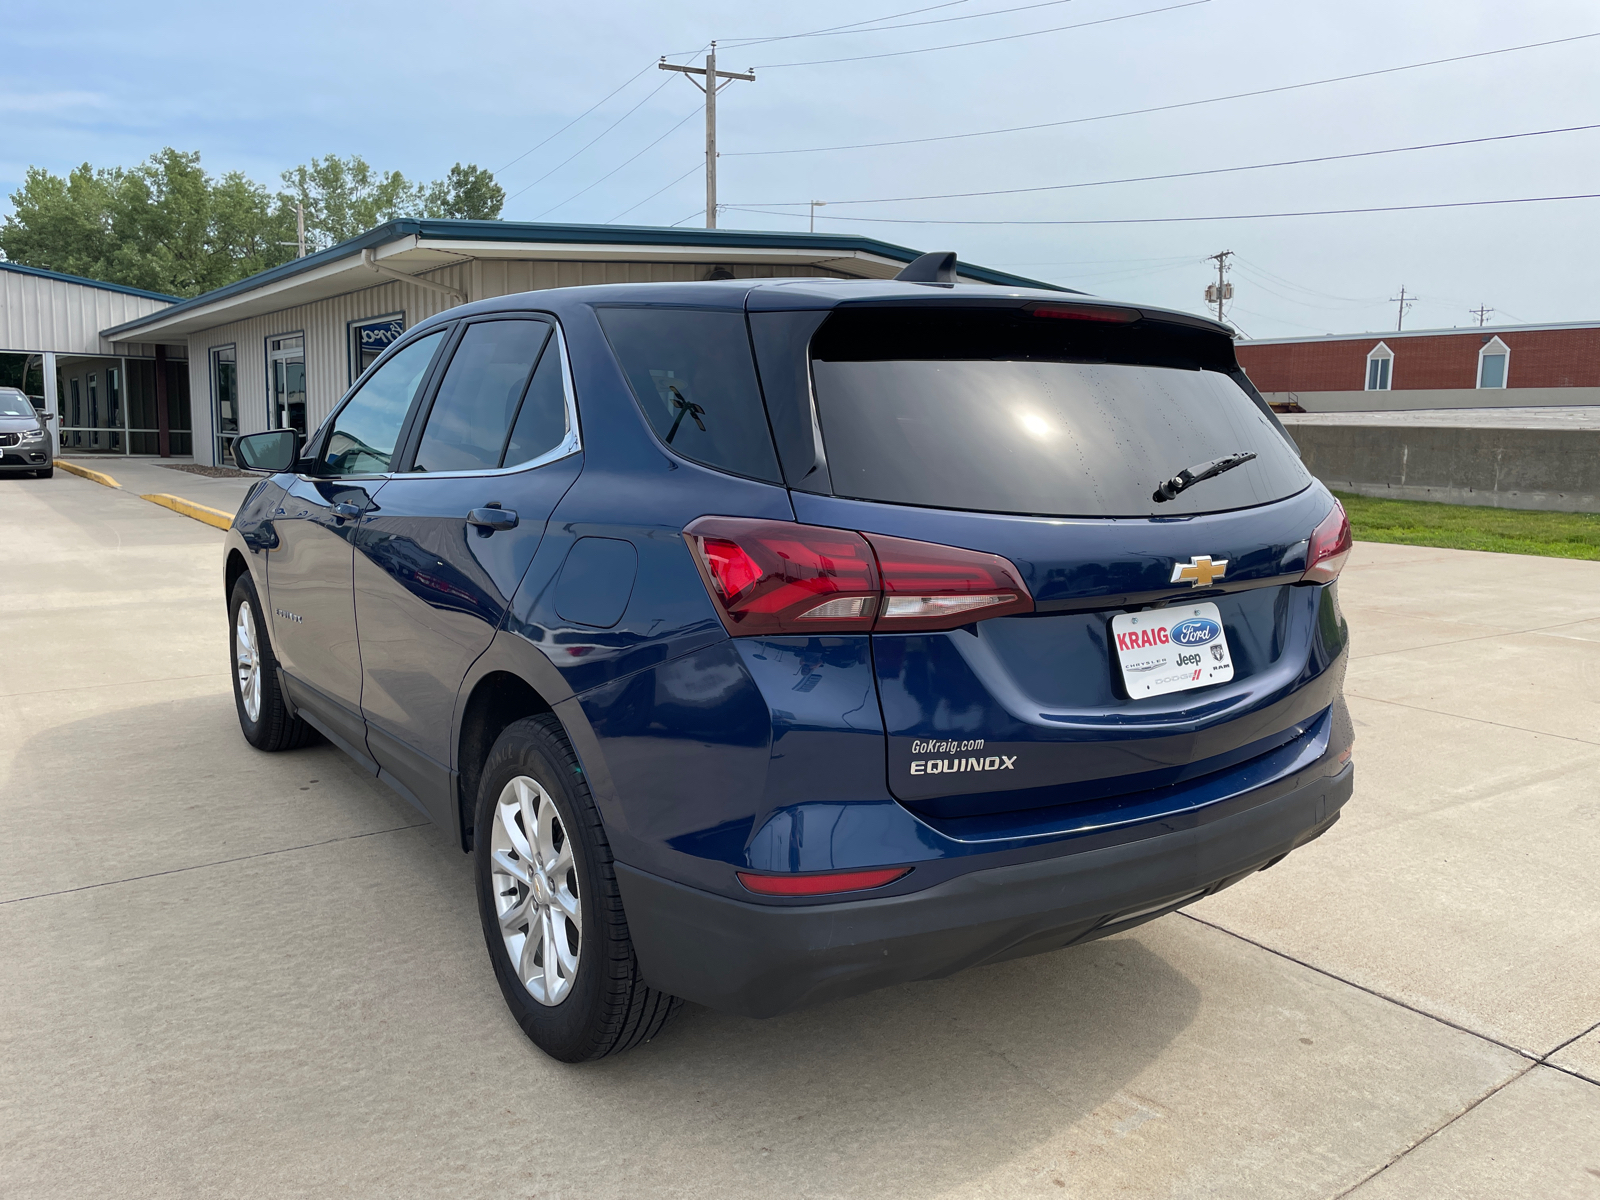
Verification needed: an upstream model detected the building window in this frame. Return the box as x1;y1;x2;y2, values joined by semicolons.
349;314;405;384
1365;342;1393;391
267;333;307;435
1477;336;1509;389
212;345;239;463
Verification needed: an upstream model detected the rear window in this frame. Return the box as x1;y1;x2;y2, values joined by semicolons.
597;307;781;484
809;306;1309;518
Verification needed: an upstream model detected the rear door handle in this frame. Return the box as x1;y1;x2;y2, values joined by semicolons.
467;507;519;534
330;501;363;521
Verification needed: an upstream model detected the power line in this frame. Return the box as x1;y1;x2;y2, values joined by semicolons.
493;60;659;176
504;66;694;204
537;106;704;219
723;192;1600;226
725;0;1079;45
608;161;705;224
727;30;1600;154
753;0;1208;68
732;123;1600;208
684;0;975;52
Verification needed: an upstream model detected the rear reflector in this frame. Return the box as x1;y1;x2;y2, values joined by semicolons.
1303;500;1353;584
736;867;911;896
685;517;1034;635
1027;302;1140;323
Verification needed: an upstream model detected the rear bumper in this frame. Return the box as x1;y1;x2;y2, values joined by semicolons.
619;761;1352;1018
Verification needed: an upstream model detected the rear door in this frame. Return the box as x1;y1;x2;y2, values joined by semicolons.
266;327;448;762
353;315;581;825
757;301;1346;827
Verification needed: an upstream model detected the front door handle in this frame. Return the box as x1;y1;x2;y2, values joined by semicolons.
467;507;519;534
330;501;363;521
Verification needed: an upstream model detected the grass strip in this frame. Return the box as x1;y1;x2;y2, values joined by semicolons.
1335;491;1600;560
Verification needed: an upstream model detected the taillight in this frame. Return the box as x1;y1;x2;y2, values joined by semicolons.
864;532;1034;631
684;517;1034;636
685;517;880;635
1027;302;1140;323
737;866;911;896
1303;500;1352;583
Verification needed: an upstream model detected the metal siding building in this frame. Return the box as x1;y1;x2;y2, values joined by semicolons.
0;262;176;356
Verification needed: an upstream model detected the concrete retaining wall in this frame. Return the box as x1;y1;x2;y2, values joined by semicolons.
1291;424;1600;513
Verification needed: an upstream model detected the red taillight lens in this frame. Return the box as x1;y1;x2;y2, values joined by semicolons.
736;867;911;896
685;518;1035;635
685;517;881;634
865;532;1034;631
1027;302;1140;323
1303;500;1353;584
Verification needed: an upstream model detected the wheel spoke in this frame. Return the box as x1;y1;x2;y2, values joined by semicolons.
496;794;533;862
516;780;542;867
550;882;581;927
519;916;541;985
542;908;562;996
536;798;562;867
553;912;580;976
490;848;531;886
497;889;533;933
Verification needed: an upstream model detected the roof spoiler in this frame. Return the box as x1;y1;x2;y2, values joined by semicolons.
895;251;958;284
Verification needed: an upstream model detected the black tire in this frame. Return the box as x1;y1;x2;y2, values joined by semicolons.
228;573;317;752
474;714;681;1061
36;467;54;479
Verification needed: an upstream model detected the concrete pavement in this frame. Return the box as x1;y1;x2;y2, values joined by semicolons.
2;470;1597;1199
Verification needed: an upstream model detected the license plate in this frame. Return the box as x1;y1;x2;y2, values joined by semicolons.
1111;602;1234;698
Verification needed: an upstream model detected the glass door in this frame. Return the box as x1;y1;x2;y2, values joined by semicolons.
213;347;239;463
268;335;307;436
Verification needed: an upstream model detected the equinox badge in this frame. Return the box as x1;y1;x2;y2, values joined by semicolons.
1170;555;1228;587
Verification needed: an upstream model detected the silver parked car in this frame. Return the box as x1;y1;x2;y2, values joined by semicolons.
0;388;52;477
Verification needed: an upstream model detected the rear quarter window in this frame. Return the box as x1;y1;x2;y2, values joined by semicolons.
596;307;781;484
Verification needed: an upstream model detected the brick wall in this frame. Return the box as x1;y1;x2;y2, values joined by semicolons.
1236;327;1600;392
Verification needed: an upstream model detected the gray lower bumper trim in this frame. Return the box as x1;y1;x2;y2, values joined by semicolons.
618;764;1352;1018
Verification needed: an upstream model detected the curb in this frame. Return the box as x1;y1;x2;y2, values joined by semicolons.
54;459;120;489
140;493;234;531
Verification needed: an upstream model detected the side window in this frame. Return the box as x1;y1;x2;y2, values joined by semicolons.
596;307;781;484
412;319;552;473
323;330;446;476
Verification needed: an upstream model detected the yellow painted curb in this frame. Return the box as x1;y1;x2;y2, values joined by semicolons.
54;459;120;489
140;493;234;531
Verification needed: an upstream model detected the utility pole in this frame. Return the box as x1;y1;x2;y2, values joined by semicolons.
1391;285;1414;331
1470;303;1494;327
296;202;307;258
1204;250;1234;321
660;44;755;229
810;200;826;232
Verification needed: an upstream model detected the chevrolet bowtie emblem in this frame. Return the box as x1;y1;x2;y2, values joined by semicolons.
1170;555;1228;587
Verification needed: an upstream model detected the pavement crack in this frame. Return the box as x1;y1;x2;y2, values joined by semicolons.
1179;911;1539;1062
0;822;432;906
1325;1064;1536;1199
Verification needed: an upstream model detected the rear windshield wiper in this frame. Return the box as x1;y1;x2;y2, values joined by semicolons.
1152;451;1256;503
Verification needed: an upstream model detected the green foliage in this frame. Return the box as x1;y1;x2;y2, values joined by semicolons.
424;163;505;220
3;149;506;296
1336;491;1600;561
0;149;297;297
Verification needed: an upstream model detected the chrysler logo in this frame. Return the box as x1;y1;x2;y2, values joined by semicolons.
1170;555;1228;587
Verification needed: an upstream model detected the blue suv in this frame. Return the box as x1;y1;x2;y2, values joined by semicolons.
225;256;1353;1062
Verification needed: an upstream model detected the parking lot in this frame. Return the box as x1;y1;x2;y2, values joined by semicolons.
3;470;1598;1199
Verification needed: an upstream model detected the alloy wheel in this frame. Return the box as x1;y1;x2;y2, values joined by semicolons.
489;775;582;1005
235;601;262;722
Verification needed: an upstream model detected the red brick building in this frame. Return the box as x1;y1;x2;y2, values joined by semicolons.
1235;322;1600;411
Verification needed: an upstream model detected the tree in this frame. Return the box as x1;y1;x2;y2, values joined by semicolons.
278;154;424;251
425;163;505;220
0;149;295;297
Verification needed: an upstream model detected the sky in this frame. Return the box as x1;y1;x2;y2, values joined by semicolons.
3;0;1597;338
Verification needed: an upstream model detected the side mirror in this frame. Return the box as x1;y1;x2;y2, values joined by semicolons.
40;412;56;422
234;429;301;473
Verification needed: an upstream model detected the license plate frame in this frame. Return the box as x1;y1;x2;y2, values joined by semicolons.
1111;602;1234;698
